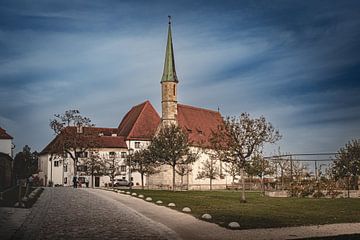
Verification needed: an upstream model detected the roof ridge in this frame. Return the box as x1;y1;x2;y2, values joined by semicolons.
178;103;220;114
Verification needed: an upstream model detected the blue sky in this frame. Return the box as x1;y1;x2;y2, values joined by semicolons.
0;0;359;156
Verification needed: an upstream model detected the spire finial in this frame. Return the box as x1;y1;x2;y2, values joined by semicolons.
168;15;171;24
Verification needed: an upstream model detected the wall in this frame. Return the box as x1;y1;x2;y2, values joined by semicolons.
0;139;12;156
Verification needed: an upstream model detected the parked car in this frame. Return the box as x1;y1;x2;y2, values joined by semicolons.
114;179;132;187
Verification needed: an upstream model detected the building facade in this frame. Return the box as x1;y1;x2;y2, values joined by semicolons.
0;127;14;189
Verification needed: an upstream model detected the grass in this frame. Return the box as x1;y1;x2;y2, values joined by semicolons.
128;189;360;229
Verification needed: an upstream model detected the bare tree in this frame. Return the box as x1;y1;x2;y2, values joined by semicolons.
196;154;220;191
272;148;291;190
245;150;274;195
224;161;240;185
83;150;106;188
49;110;97;175
148;124;198;191
212;113;281;202
176;163;192;190
103;153;120;187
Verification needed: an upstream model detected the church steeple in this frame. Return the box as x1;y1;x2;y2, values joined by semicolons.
161;16;178;83
161;16;178;126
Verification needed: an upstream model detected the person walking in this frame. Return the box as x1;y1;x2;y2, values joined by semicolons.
73;176;77;188
85;177;89;188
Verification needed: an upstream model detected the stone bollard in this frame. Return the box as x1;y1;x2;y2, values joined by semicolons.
182;207;191;212
145;197;152;201
168;203;176;207
138;194;144;198
201;214;212;220
131;193;137;196
156;200;163;204
228;222;240;229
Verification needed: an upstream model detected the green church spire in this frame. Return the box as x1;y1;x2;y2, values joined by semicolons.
161;16;178;83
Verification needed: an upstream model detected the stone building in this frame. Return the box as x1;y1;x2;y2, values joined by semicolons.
39;19;232;189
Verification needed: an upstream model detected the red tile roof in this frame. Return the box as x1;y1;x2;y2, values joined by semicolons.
0;127;13;140
177;104;223;147
117;100;160;140
40;127;127;154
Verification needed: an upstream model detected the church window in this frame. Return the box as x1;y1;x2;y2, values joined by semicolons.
109;152;116;158
135;142;140;149
120;165;126;172
121;152;126;158
173;85;176;96
54;161;59;167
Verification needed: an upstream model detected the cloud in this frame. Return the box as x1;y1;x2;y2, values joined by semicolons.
0;0;359;154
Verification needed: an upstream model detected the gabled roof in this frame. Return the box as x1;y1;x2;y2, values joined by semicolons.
40;126;127;155
0;127;13;140
117;100;160;140
177;104;223;148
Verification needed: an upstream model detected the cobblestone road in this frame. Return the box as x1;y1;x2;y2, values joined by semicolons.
12;188;179;240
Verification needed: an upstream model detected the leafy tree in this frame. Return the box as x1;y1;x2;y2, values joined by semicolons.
13;145;38;180
83;151;106;188
127;149;159;189
196;154;219;190
49;109;97;175
148;124;198;191
332;139;360;197
212;113;281;202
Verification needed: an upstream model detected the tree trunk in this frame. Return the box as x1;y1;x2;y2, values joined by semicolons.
281;169;284;191
261;174;265;196
240;167;246;203
172;165;176;191
181;175;184;191
73;158;78;176
141;173;144;190
347;176;351;198
210;178;212;191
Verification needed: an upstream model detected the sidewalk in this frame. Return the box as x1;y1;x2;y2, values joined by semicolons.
0;207;30;240
90;188;360;240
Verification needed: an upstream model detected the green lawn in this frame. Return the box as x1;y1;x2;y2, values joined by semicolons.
128;190;360;229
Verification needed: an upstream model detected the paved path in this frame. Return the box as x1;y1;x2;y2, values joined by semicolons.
2;187;360;240
9;187;179;240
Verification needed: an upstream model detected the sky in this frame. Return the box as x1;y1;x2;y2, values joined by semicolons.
0;0;359;157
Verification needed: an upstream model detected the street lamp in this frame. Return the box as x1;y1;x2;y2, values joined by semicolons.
128;148;134;190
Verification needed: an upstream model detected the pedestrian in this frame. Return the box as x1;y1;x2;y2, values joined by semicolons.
73;176;77;188
85;177;89;188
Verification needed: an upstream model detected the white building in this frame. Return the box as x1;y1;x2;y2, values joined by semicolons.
0;127;13;157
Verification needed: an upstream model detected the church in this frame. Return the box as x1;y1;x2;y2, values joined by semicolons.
39;18;232;189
